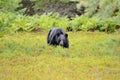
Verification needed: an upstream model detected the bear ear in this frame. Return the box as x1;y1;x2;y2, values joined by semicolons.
65;33;68;38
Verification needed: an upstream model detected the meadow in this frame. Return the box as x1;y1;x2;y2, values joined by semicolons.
0;31;120;80
0;0;120;79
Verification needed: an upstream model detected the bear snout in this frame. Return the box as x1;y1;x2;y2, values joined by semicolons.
59;40;64;46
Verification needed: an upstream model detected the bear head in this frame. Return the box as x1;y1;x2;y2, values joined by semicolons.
55;33;69;48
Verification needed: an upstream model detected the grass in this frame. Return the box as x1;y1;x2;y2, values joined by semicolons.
0;31;120;80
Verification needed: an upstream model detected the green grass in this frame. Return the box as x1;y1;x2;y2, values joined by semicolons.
0;32;120;80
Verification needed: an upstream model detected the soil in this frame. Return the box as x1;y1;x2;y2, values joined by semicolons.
16;0;85;18
36;1;83;18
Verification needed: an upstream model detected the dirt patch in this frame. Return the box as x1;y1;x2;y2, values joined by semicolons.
16;0;85;18
36;1;83;18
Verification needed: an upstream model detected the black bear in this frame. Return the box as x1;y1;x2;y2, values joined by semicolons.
47;27;69;48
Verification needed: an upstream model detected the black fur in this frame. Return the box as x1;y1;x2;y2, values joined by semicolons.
47;27;69;48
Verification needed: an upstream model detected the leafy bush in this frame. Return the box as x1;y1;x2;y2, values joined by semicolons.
70;16;98;31
97;16;120;33
39;13;69;30
0;12;69;32
0;12;16;32
0;0;20;12
0;11;119;33
0;12;41;32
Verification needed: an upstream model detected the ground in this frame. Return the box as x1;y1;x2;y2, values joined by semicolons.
0;32;120;80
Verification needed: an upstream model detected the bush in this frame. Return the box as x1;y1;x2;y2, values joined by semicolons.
0;11;119;33
69;16;98;31
0;12;41;32
39;13;69;30
0;12;69;33
0;0;20;12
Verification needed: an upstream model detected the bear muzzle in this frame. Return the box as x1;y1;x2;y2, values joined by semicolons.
59;40;64;46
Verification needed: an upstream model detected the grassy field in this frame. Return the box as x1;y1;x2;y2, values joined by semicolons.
0;31;120;80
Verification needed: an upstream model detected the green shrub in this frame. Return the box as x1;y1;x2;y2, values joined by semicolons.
0;12;16;32
0;12;41;32
70;16;98;31
39;13;69;30
98;17;120;33
0;0;20;12
0;12;69;32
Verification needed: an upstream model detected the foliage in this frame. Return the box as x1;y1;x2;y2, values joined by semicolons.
0;12;41;32
78;0;120;18
39;13;69;30
0;0;20;12
70;16;98;31
0;12;69;32
0;0;120;33
75;0;120;32
0;11;120;33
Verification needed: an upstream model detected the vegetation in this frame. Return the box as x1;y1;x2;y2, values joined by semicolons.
0;0;120;33
0;0;120;80
0;32;120;79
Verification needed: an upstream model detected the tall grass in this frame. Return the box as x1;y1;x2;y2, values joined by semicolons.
0;32;120;58
0;32;120;80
